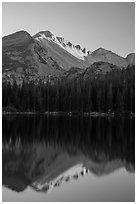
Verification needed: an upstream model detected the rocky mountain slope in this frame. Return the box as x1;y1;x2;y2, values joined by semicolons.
64;61;119;81
2;30;135;83
126;53;135;66
86;48;129;68
2;31;64;83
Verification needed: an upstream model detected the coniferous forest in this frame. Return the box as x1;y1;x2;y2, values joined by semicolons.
2;65;135;114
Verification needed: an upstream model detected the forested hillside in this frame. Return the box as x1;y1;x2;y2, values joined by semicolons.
2;65;135;114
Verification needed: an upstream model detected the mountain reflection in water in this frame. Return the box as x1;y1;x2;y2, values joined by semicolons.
2;115;135;196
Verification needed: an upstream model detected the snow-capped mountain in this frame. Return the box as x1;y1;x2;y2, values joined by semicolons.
32;164;89;193
34;31;88;60
2;30;135;83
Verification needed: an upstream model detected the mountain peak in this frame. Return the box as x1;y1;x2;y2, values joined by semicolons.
3;30;31;39
92;47;109;55
33;30;56;40
34;31;89;60
126;53;135;66
3;30;33;47
39;30;54;37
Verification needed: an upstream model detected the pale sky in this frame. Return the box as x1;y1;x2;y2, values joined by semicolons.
2;2;135;57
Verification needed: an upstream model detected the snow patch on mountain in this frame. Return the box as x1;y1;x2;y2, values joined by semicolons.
35;31;89;60
31;164;89;193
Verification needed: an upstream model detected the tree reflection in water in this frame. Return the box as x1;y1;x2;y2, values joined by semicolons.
2;115;135;193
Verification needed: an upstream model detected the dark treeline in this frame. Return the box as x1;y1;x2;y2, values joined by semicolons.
2;65;135;113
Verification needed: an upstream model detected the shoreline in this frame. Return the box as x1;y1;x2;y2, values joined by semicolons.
2;111;135;117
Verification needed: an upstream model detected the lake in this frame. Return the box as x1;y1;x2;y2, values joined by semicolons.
2;114;135;202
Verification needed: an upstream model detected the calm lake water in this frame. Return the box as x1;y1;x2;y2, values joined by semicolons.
2;114;135;202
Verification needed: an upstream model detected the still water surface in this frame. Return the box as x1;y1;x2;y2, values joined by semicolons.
2;115;135;202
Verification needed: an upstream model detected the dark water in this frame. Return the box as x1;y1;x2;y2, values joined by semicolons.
2;115;135;202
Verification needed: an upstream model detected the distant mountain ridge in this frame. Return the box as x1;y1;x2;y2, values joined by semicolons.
2;30;135;83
